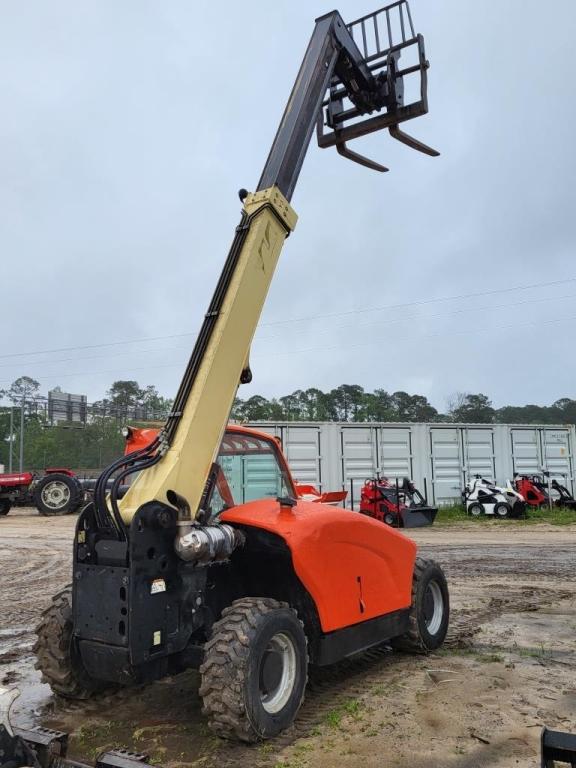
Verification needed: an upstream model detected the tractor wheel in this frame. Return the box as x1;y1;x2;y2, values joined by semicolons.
468;502;484;517
392;557;449;653
199;597;308;742
33;473;83;516
494;502;510;518
0;500;10;516
383;511;397;526
33;586;113;699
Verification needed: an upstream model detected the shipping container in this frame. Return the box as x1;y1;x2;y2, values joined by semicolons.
247;422;576;506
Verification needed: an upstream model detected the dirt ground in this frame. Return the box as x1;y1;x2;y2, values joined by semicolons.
1;509;575;768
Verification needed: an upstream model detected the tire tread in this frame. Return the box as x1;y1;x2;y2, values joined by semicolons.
33;585;112;699
392;557;448;653
199;597;307;742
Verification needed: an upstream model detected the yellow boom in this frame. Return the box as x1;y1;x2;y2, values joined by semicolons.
119;188;297;522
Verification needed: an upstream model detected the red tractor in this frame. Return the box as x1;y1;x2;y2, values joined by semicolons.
514;473;576;510
360;476;437;527
0;468;84;517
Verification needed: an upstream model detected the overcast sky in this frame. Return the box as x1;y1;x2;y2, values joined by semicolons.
1;0;575;412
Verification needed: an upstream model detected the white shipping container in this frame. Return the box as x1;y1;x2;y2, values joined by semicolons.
245;421;576;505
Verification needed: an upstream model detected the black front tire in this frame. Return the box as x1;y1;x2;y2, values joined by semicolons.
33;586;113;699
0;500;11;516
199;597;308;742
468;502;484;517
383;511;397;526
33;473;83;516
392;557;449;653
494;502;510;518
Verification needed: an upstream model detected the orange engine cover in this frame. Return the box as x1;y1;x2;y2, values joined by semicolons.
221;499;416;633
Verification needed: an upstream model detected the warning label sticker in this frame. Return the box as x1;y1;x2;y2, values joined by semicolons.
151;578;166;594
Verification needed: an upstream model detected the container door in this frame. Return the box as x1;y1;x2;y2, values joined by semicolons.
429;427;463;505
340;426;378;510
282;425;322;488
541;428;573;491
463;428;496;482
377;427;413;480
511;428;541;476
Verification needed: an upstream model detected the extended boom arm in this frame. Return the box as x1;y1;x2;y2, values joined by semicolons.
96;2;437;528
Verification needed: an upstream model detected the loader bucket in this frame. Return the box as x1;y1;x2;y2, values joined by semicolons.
0;725;159;768
542;727;576;768
400;505;437;528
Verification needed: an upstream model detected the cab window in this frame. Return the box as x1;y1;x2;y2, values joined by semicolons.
208;431;294;516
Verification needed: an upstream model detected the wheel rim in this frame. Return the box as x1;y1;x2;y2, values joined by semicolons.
259;632;297;714
41;481;70;510
496;505;508;517
384;513;395;525
423;580;444;636
469;505;482;516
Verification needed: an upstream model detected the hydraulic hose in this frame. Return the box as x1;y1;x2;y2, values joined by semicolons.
93;437;160;537
109;449;164;529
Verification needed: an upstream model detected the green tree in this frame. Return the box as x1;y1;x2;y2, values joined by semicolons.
107;380;143;407
362;389;394;421
1;376;41;413
450;393;495;423
236;395;274;421
140;384;173;417
390;391;438;422
279;393;303;421
550;398;576;424
328;385;365;421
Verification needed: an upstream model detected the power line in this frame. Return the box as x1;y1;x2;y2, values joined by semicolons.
258;313;576;359
258;276;576;327
2;312;576;387
2;290;575;372
0;276;574;362
255;290;576;344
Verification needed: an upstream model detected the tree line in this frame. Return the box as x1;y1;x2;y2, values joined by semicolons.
232;387;576;425
1;376;576;472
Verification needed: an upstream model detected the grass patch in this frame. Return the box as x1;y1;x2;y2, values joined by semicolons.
521;506;576;525
434;503;576;526
477;653;504;663
324;698;365;728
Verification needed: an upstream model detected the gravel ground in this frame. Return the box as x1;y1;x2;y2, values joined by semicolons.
1;509;575;768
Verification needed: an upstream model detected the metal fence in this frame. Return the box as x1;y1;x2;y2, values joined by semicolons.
246;422;576;507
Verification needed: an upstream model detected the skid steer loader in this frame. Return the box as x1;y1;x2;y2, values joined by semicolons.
34;1;449;747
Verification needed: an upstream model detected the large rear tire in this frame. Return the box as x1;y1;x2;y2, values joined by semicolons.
33;586;113;699
0;500;11;516
392;557;449;653
199;597;308;742
33;473;83;516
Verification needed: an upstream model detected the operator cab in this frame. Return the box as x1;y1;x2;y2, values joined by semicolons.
123;424;296;517
207;429;296;519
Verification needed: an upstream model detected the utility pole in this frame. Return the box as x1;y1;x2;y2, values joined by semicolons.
19;395;24;473
8;407;13;473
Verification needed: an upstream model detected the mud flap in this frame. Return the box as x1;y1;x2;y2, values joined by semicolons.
399;506;437;528
541;727;576;767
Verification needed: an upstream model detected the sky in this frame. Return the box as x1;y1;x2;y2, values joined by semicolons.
1;0;575;413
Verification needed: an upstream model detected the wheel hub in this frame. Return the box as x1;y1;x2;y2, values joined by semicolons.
259;632;297;714
41;481;70;510
261;650;283;694
423;580;443;636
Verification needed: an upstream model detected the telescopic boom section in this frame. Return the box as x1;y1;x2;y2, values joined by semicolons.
114;2;437;525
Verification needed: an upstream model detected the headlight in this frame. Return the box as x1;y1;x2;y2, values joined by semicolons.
121;426;132;439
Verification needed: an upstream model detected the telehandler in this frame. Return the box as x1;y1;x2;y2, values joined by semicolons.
34;1;450;748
